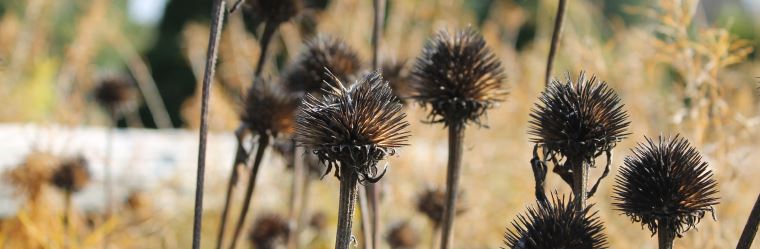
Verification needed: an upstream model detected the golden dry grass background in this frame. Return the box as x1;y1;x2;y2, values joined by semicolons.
0;0;759;248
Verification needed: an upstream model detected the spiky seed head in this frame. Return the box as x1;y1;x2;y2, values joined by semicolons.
94;76;138;117
612;135;719;237
386;221;420;249
503;194;608;249
242;0;303;25
295;70;410;183
283;35;361;94
241;78;300;136
528;72;629;162
51;156;90;193
248;213;290;249
411;27;507;126
416;187;466;227
4;151;57;200
380;59;413;104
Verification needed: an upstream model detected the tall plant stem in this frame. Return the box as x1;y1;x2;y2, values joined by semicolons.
358;186;373;249
657;219;675;249
104;115;115;248
370;0;386;69
193;0;227;248
335;170;360;249
737;193;760;249
440;123;464;249
544;0;568;87
254;21;278;77
229;134;270;249
64;190;72;249
287;146;307;249
429;224;441;249
570;158;588;210
215;126;249;249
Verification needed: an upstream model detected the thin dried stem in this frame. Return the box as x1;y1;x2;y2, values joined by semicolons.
229;134;270;249
440;123;464;249
193;0;227;248
658;219;675;249
254;21;278;77
336;170;360;249
737;193;760;249
287;146;306;249
569;158;588;211
359;186;373;249
366;1;387;247
544;0;568;87
104;114;115;247
215;125;249;249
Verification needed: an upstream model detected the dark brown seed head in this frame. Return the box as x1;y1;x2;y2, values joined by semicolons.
411;27;507;127
295;70;410;183
528;72;629;162
503;194;608;249
380;59;413;105
612;135;719;237
386;221;420;249
248;213;290;249
241;78;300;136
4;151;57;199
283;35;361;94
416;187;465;227
94;76;138;117
51;156;90;193
242;0;303;25
309;211;328;231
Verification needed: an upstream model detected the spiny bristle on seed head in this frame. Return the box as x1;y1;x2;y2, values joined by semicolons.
411;27;507;127
284;34;361;94
51;156;90;193
380;59;413;104
612;135;719;237
240;77;300;136
386;221;421;249
503;193;608;249
248;213;290;249
528;72;629;162
94;75;138;117
416;186;466;227
295;70;410;183
241;0;303;25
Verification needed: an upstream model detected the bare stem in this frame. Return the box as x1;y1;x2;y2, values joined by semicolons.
569;158;588;211
287;146;306;249
366;1;387;247
430;224;441;249
657;219;675;249
229;134;270;249
358;186;373;249
737;193;760;249
544;0;568;87
193;1;227;248
370;0;386;69
335;170;359;249
440;123;464;249
254;21;278;77
104;114;115;248
215;126;249;249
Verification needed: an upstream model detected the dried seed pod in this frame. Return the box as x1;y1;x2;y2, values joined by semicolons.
4;151;57;199
503;194;608;249
51;156;91;193
283;35;361;94
240;0;303;25
295;70;410;183
415;187;465;227
94;75;138;117
248;213;290;249
380;59;413;104
240;78;300;136
528;73;629;162
386;221;420;249
309;211;328;231
612;135;719;237
411;27;507;126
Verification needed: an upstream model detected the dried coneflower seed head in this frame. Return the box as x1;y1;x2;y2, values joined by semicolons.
51;156;90;193
284;35;361;94
528;72;629;162
94;76;138;117
248;213;290;249
503;194;608;249
241;78;300;136
4;151;57;199
241;0;303;25
416;187;465;227
380;59;413;104
309;211;328;231
411;27;507;126
612;135;719;237
295;70;410;183
386;221;420;249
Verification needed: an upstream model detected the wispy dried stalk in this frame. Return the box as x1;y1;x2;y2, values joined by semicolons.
545;0;568;87
228;134;270;249
736;193;759;249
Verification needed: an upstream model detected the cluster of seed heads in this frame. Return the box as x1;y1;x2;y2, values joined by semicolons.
612;135;719;237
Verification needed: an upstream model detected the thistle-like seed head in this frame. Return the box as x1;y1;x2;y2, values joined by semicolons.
386;221;420;249
248;213;290;249
503;194;608;249
94;76;138;117
295;70;410;183
528;72;629;162
612;135;719;237
4;151;57;200
416;187;465;227
241;0;303;25
284;35;361;94
380;59;413;104
411;27;507;126
241;78;300;136
51;156;90;193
